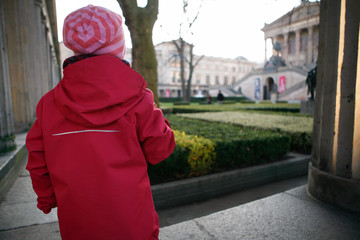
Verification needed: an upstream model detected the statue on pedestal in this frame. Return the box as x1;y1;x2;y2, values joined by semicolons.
305;66;317;101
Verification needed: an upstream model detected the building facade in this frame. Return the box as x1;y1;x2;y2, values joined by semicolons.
155;41;257;98
234;1;320;102
262;1;320;67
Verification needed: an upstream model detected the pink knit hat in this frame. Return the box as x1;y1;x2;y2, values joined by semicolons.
63;5;126;59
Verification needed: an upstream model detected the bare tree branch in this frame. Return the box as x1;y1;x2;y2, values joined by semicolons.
170;0;205;101
189;0;204;28
145;0;159;23
194;55;205;68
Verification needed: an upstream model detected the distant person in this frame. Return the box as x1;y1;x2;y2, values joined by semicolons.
207;94;212;104
306;65;317;100
217;90;225;104
26;5;175;240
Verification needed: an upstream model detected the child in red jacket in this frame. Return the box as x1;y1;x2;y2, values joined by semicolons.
26;5;175;240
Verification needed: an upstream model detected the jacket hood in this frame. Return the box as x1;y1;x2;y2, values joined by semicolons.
54;55;147;127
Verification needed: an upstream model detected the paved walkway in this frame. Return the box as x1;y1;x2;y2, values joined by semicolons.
160;185;360;240
1;166;359;239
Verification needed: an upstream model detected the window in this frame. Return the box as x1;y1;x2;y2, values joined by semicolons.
196;75;201;84
300;29;308;52
277;35;285;56
206;75;210;85
172;72;176;83
288;32;296;54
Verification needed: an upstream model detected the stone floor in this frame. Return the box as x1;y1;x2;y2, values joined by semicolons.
1;167;359;239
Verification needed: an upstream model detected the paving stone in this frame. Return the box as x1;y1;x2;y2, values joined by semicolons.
0;222;61;240
0;201;58;231
159;186;360;240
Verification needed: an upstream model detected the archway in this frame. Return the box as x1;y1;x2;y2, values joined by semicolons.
263;77;274;100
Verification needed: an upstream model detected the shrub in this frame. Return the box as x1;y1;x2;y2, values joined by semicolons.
245;107;300;113
159;97;248;103
0;134;16;153
149;115;295;184
148;130;216;184
174;131;216;176
287;131;312;154
159;97;182;102
176;111;312;153
222;100;236;104
214;135;290;171
160;102;301;114
173;101;191;105
167;115;290;171
148;144;190;184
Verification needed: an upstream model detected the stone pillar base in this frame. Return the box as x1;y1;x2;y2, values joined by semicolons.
300;100;314;115
308;163;360;213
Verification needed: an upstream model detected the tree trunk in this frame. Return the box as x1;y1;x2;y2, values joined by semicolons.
186;44;194;102
117;0;159;105
173;38;204;102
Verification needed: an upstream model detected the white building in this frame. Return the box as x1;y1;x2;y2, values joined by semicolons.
155;40;257;98
234;1;320;102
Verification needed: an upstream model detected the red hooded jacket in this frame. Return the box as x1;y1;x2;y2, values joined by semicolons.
26;55;175;240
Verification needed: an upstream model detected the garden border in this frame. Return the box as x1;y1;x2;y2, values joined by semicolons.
152;152;310;210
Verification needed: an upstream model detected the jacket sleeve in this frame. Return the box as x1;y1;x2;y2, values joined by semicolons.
26;99;57;214
136;89;176;165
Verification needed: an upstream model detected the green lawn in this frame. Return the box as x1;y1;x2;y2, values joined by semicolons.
176;111;313;133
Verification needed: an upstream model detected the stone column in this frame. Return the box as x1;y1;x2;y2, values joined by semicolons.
283;33;289;64
308;0;360;213
0;0;15;152
264;37;268;65
295;29;301;65
307;27;314;64
3;0;32;132
3;0;60;133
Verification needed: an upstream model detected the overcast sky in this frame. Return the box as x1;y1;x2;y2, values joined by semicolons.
56;0;304;63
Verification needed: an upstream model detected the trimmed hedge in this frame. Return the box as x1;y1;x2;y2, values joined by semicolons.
148;116;291;184
221;100;237;104
159;96;248;103
214;136;289;171
173;101;190;105
245;107;300;113
176;111;312;154
0;134;16;153
159;97;182;102
167;116;290;172
161;102;302;115
148;130;216;184
148;112;309;184
287;131;312;154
